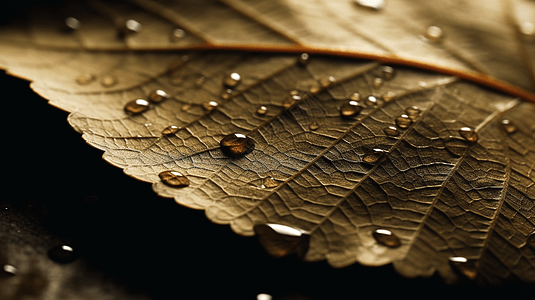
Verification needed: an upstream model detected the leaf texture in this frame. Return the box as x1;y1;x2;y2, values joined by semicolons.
0;0;534;288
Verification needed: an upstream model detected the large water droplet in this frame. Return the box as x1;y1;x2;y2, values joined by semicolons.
383;126;400;137
449;256;477;280
372;77;383;89
425;25;443;41
65;17;81;31
299;53;309;65
363;148;386;164
459;127;478;142
48;245;78;263
202;101;218;111
354;0;385;10
124;99;150;114
501;119;517;133
220;133;255;157
365;95;379;106
405;106;421;116
340;101;362;118
254;223;310;258
380;66;395;80
100;75;117;87
444;137;468;157
162;125;179;135
148;89;169;103
170;28;186;42
373;229;401;248
257;106;268;115
76;73;95;85
159;171;190;187
395;114;412;128
223;72;241;88
2;264;17;276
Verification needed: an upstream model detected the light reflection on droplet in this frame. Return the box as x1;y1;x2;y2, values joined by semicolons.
202;101;218;111
124;99;150;114
220;133;255;157
299;53;309;65
365;95;378;106
148;89;169;103
383;126;400;137
380;66;395;80
124;19;142;34
267;224;303;237
425;25;443;41
363;148;386;164
340;101;362;118
354;0;385;10
170;28;186;42
224;72;241;88
449;256;477;280
257;106;268;115
395;114;412;128
2;264;17;276
319;76;336;88
162;125;179;135
159;171;189;187
373;229;401;248
501;119;517;133
459;126;478;142
48;244;78;263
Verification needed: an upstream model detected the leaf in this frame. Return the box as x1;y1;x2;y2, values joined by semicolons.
0;0;534;289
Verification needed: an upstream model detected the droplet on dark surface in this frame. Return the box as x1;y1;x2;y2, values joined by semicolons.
76;73;95;85
162;125;179;135
257;106;268;115
459;126;478;142
372;77;383;89
124;99;150;114
340;101;362;118
395;114;412;128
254;223;310;258
380;66;395;80
309;122;320;131
223;72;241;88
365;95;379;106
373;229;401;248
319;76;336;88
363;148;386;164
383;126;400;137
424;25;443;41
202;101;218;111
158;171;190;187
48;245;78;263
2;264;17;276
405;105;421;116
354;0;385;10
350;92;361;101
501;119;517;133
148;89;169;103
299;53;309;65
444;137;469;157
170;28;186;42
65;17;81;31
100;75;117;87
220;133;255;157
449;256;477;280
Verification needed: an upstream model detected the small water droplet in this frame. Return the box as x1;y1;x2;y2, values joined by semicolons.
365;95;379;106
121;19;142;35
340;101;362;118
363;148;386;164
383;126;400;137
220;133;255;157
144;122;152;127
405;106;421;116
283;94;301;108
221;89;233;99
76;73;95;85
319;76;336;88
425;25;443;41
100;75;117;87
373;229;401;248
383;91;396;102
299;53;309;65
48;244;78;263
501;119;517;133
350;92;361;101
354;0;385;10
520;22;535;37
395;114;412;128
257;106;268;115
170;28;186;42
124;99;150;114
459;127;478;142
148;89;169;103
181;104;191;111
444;137;468;157
309;86;321;94
2;264;17;276
65;17;81;31
380;66;395;80
262;177;279;188
223;72;241;88
158;171;189;187
372;77;383;89
257;293;273;300
162;125;179;135
309;122;320;131
195;76;205;87
418;81;427;88
202;101;218;111
449;256;477;280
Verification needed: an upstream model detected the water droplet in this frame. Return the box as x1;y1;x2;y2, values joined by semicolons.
365;95;379;106
48;244;78;263
181;104;191;111
380;66;395;80
309;86;321;94
257;106;268;115
405;106;421;116
121;19;142;35
350;92;361;101
363;148;386;164
170;28;186;42
395;114;412;128
100;75;117;87
299;53;309;65
283;94;301;108
257;293;273;300
65;17;81;31
309;122;320;131
372;77;383;89
202;101;218;111
383;91;396;102
148;89;169;103
2;264;17;276
340;101;362;118
418;81;427;88
162;125;179;135
383;126;400;137
459;127;478;142
254;223;310;258
195;76;205;87
220;133;255;157
425;25;443;41
520;22;535;37
444;137;468;157
354;0;385;10
76;73;95;85
158;171;189;187
319;76;336;88
373;229;401;248
449;256;477;280
262;177;279;188
223;72;241;88
501;119;516;133
124;99;150;114
221;89;233;99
